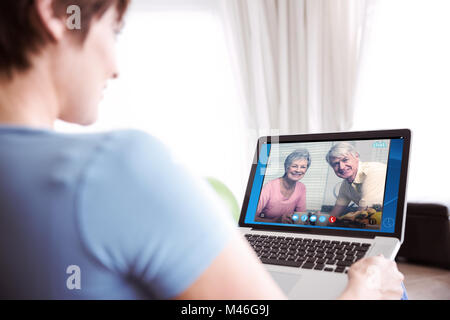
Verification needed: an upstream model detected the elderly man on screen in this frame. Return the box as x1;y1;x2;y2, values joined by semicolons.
326;142;387;221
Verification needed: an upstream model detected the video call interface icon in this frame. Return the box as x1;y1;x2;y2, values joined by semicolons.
292;213;336;225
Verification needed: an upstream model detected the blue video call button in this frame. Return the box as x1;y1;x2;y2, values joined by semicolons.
309;215;317;223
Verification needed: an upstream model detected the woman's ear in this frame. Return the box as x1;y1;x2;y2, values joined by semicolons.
34;0;66;41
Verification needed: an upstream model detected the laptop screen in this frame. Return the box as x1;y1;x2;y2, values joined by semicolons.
243;138;405;234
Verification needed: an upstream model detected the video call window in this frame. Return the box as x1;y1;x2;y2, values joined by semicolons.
254;140;390;230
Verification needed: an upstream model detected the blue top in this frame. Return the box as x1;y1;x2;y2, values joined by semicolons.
0;125;235;299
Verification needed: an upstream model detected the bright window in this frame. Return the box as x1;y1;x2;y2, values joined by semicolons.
352;0;450;205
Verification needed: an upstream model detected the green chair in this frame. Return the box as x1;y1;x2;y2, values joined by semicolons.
205;177;240;223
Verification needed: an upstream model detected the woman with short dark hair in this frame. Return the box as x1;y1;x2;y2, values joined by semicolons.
0;0;404;300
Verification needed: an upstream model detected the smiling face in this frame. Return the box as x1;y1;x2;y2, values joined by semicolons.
329;153;359;182
285;159;308;182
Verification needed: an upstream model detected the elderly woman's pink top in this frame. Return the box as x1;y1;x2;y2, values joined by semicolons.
256;178;306;220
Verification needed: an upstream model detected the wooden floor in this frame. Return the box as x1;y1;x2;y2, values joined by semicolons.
397;262;450;300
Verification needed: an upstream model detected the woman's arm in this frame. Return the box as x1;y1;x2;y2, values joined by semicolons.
175;232;286;299
176;233;404;300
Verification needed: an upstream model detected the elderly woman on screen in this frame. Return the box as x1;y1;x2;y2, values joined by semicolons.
255;149;310;224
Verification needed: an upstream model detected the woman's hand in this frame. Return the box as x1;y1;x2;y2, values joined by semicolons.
280;212;294;224
339;255;404;300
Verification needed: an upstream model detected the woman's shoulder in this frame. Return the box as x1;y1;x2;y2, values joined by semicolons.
87;129;168;158
63;129;173;180
295;181;306;191
99;129;161;148
58;128;157;145
35;128;165;159
260;178;280;196
99;129;172;170
264;177;281;188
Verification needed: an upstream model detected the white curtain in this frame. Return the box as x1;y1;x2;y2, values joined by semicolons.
219;0;375;136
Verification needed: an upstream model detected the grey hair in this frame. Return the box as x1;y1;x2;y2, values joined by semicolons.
325;142;359;165
284;149;311;174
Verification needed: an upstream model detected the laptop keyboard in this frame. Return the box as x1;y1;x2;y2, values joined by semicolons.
245;234;371;273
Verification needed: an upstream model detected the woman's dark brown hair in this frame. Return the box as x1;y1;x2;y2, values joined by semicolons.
0;0;130;77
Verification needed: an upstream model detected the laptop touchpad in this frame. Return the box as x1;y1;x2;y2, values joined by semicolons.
269;271;301;295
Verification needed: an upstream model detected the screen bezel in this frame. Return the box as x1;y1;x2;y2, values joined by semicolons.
238;129;411;240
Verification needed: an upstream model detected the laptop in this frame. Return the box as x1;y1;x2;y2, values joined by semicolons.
238;129;411;299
